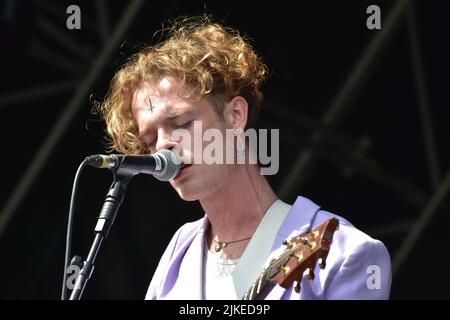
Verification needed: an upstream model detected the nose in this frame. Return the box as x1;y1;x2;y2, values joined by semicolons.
155;127;178;152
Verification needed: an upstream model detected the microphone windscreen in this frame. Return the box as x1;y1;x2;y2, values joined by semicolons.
154;149;181;181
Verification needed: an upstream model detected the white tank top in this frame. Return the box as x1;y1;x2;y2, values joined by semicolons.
202;247;239;300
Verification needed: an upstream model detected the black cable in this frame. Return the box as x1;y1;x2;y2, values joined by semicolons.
61;159;88;300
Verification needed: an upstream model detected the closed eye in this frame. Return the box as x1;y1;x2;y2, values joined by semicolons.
179;120;193;129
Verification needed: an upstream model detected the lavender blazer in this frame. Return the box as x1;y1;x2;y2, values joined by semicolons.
146;196;392;300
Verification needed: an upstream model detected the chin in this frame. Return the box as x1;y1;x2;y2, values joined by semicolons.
170;181;201;201
169;166;224;201
177;192;199;202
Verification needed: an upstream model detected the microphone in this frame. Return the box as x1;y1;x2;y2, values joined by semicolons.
85;149;180;181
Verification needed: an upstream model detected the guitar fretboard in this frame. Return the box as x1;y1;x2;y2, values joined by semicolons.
242;247;294;300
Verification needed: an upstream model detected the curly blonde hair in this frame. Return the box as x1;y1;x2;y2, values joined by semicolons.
97;15;269;154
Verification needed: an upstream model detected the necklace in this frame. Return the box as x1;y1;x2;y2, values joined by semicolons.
213;236;252;252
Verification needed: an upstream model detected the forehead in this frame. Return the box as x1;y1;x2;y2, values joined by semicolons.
147;75;179;96
132;76;181;109
131;76;192;119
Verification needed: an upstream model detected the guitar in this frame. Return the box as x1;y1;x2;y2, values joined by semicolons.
242;218;339;300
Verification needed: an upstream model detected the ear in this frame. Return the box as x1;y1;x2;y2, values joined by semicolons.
223;96;248;130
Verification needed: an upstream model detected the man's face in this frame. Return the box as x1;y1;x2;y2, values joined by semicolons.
131;75;232;201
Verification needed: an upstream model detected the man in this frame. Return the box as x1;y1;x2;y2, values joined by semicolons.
98;16;391;299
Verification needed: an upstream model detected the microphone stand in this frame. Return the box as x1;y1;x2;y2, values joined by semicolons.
69;171;132;300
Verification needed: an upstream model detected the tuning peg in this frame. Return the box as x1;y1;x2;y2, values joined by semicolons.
280;265;290;275
294;252;303;262
293;280;301;294
318;257;326;269
283;239;294;249
306;267;315;281
300;239;316;250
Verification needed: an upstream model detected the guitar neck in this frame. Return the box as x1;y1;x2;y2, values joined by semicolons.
241;254;289;300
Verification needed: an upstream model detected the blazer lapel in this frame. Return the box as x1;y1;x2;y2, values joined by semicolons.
264;196;321;300
166;217;208;299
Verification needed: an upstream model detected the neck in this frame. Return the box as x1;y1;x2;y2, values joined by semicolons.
199;164;277;258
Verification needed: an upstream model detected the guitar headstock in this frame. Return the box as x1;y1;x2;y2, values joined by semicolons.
271;218;339;293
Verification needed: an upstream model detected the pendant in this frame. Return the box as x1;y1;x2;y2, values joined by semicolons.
214;241;226;252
